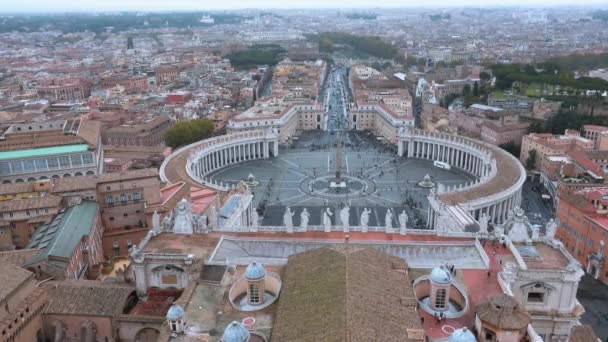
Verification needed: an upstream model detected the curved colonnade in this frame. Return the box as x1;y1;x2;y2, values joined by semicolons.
161;128;525;231
160;130;279;191
397;128;526;230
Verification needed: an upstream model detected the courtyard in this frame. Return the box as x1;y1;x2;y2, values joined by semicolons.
208;130;474;228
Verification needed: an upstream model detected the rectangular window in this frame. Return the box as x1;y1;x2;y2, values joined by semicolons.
527;292;544;303
82;153;94;164
70;154;82;166
0;162;11;175
47;157;59;169
35;159;47;170
58;156;70;167
435;289;447;309
249;284;260;304
22;159;35;171
11;161;23;173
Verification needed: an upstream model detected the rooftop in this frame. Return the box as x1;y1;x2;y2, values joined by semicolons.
508;242;571;271
0;143;89;160
142;232;220;259
0;262;33;302
25;201;99;267
271;247;423;342
43;280;135;317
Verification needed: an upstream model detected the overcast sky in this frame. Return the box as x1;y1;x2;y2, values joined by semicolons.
3;0;607;13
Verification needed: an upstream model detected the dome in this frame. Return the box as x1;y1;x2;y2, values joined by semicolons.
449;327;476;342
166;304;185;321
429;266;452;284
221;321;250;342
244;261;266;280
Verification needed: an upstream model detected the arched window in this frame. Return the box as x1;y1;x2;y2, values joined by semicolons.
249;284;260;304
435;289;447;309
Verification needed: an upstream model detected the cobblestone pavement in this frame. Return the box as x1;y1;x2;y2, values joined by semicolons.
208;130;474;227
577;275;608;340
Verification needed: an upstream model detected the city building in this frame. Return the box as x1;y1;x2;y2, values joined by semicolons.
227;98;324;143
25;201;104;280
0;261;47;342
556;187;608;284
0;119;103;183
103;114;173;147
520;130;595;171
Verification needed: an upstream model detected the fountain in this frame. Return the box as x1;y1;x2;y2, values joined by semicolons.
417;174;436;188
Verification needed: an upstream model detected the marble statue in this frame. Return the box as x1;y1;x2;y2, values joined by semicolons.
340;205;350;232
193;214;207;233
284;207;294;233
545;219;557;240
437;183;445;193
162;213;172;232
152;210;161;230
599;240;605;259
251;210;259;232
300;208;310;230
385;209;393;232
399;210;408;235
531;225;540;240
323;208;333;232
360;208;371;233
173;199;194;234
478;213;489;234
209;206;217;229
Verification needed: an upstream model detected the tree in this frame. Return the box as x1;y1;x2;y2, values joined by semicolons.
473;81;479;97
529;121;546;133
164;119;215;149
479;71;491;82
499;142;521;158
526;149;537;170
462;84;471;96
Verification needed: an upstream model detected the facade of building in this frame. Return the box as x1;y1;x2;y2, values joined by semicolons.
103;114;173;147
227;98;324;143
0;119;103;183
556;187;608;285
520;130;594;171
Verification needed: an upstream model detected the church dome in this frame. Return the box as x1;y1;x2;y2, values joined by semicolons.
449;327;476;342
244;261;266;280
221;321;250;342
429;266;452;284
166;304;185;321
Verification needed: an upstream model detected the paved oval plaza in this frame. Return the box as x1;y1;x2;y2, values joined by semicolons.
206;130;474;228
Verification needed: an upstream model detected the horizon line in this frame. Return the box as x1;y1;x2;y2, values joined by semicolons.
2;4;608;15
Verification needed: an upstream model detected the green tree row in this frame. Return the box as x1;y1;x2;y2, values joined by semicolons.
164;119;215;149
492;63;608;92
313;32;398;59
225;44;287;70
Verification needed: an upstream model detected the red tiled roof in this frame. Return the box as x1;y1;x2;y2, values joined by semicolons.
567;150;605;177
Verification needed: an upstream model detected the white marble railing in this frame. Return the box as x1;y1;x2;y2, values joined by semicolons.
213;224;480;238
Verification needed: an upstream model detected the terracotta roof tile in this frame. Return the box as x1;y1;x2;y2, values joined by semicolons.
271;247;423;342
43;280;136;317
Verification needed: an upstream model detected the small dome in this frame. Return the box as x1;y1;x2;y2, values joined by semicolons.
449;327;476;342
166;304;185;321
429;266;452;284
244;261;266;280
221;321;250;342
